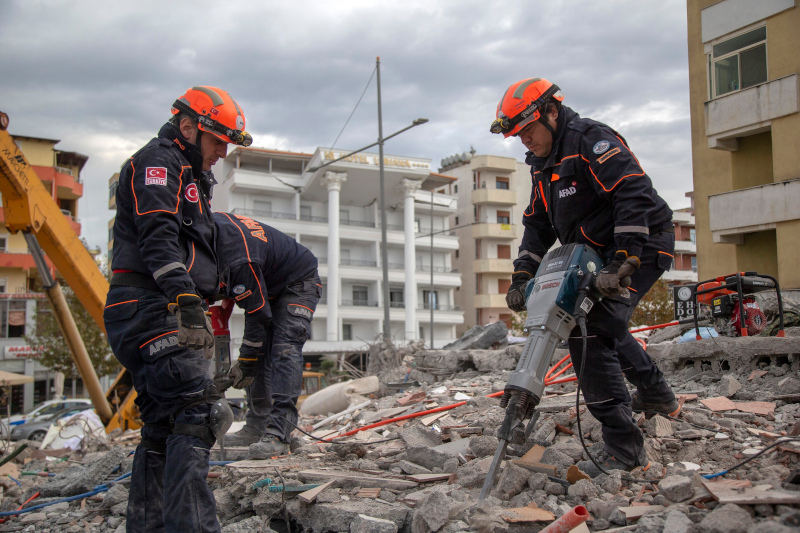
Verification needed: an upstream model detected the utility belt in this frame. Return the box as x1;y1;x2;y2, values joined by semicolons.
110;271;161;292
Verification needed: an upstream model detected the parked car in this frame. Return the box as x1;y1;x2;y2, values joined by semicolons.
1;399;93;438
10;406;94;442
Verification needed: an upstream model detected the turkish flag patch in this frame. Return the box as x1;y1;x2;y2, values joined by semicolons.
185;183;199;203
145;167;167;186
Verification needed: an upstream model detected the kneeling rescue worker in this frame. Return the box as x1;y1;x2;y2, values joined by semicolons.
213;212;321;458
491;78;679;476
105;86;252;532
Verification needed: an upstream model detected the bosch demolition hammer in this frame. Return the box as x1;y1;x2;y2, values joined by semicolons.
479;243;612;501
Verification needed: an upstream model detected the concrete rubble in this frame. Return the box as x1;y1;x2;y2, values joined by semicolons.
1;327;800;531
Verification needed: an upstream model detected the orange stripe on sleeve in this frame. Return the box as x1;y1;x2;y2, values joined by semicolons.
580;227;602;247
538;181;548;211
658;251;674;258
139;330;179;349
105;299;138;309
220;212;252;263
246;263;265;314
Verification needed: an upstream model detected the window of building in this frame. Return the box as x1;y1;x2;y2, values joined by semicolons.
712;26;767;97
689;228;696;243
475;274;481;293
497;244;511;259
454;184;458;193
300;206;312;220
496;177;510;190
414;218;420;233
499;313;512;329
473;172;479;190
475;240;480;260
422;290;438;310
109;181;118;200
0;279;6;293
473;206;478;223
352;285;368;305
253;200;272;216
498;279;511;294
341;249;350;263
691;256;697;273
389;289;404;308
339;209;350;223
454;216;459;226
0;301;26;338
342;324;353;341
107;228;113;243
455;249;459;259
497;210;510;225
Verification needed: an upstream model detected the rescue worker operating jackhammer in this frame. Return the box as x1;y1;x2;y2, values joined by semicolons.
213;212;321;458
491;78;679;476
104;86;252;533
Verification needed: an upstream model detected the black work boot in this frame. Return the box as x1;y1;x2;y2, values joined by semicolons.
576;446;650;478
222;427;262;447
631;391;681;417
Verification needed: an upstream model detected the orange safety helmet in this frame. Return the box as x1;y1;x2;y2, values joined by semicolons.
171;86;252;146
490;78;564;138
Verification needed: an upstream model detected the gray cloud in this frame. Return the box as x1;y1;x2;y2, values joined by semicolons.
0;0;693;249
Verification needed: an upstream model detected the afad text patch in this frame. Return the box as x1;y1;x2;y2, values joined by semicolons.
145;167;167;186
185;183;199;203
148;334;178;356
288;304;313;319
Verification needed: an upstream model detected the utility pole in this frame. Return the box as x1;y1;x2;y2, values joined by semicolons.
377;57;391;341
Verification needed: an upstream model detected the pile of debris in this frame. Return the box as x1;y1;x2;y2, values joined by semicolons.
1;327;800;532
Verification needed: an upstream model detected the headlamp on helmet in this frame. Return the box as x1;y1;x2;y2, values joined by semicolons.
490;78;564;138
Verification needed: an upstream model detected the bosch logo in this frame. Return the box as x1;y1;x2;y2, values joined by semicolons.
541;281;561;290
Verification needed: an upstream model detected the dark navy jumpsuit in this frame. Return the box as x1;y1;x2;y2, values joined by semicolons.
515;105;676;464
105;122;220;533
214;212;320;443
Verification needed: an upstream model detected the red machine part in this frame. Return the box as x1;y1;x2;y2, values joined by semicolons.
731;297;767;336
209;298;234;335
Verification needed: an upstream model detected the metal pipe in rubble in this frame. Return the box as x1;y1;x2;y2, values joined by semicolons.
539;505;589;533
23;233;113;423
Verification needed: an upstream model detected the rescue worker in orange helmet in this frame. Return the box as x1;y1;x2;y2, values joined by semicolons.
105;86;251;533
491;78;677;476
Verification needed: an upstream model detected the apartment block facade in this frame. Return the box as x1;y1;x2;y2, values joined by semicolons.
209;146;463;358
439;152;530;333
687;0;800;286
1;134;88;412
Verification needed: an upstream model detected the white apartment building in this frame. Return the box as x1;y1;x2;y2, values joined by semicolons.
439;152;530;334
210;146;464;360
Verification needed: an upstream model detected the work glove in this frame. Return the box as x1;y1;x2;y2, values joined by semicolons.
596;251;640;298
229;358;257;389
168;294;215;359
506;271;534;312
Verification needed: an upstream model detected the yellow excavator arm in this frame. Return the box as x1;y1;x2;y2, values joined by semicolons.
0;111;139;433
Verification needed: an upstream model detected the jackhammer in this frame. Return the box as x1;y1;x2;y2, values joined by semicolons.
479;243;609;501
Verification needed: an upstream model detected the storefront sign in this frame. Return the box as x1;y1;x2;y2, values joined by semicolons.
323;151;430;170
4;345;43;360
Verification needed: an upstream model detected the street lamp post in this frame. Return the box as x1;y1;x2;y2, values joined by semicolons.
307;56;427;344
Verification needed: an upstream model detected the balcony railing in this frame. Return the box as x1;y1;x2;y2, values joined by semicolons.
388;262;404;270
385;224;404;231
341;259;378;267
341;299;379;307
231;208;296;220
389;302;405;308
300;214;330;223
418;304;461;311
341;219;376;228
417;265;458;273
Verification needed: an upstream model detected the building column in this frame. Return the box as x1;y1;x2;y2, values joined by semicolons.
294;191;301;220
322;172;346;341
400;179;421;341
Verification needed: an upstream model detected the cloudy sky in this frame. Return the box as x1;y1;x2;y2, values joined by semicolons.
0;1;692;252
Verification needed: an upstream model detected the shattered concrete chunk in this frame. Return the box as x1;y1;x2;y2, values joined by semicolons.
567;478;598;501
221;516;270;532
747;522;798;533
397;460;431;475
658;475;694;502
539;447;574;476
411;491;450;533
527;472;549;492
635;512;667;533
662;509;694;533
700;503;755;533
351;514;398;533
102;483;129;508
407;446;451;470
400;426;442;448
532;419;557;446
442;321;507;351
491;462;529;501
468;435;499;458
454;457;492;488
720;374;743;397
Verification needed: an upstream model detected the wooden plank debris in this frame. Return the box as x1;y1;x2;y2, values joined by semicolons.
676;393;698;402
297;480;334;503
355;488;382;498
702;479;800;505
396;391;426;406
651;415;673;438
747;427;781;438
297;469;418;490
700;396;736;412
405;473;453;483
421;412;449;426
618;505;666;521
500;502;555;523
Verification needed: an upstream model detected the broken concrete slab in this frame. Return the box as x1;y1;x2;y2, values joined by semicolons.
351;514;398;533
719;374;743;397
442;321;507;351
658;475;694;502
221;516;271;533
698;503;754;533
288;499;410;533
411;490;450;533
